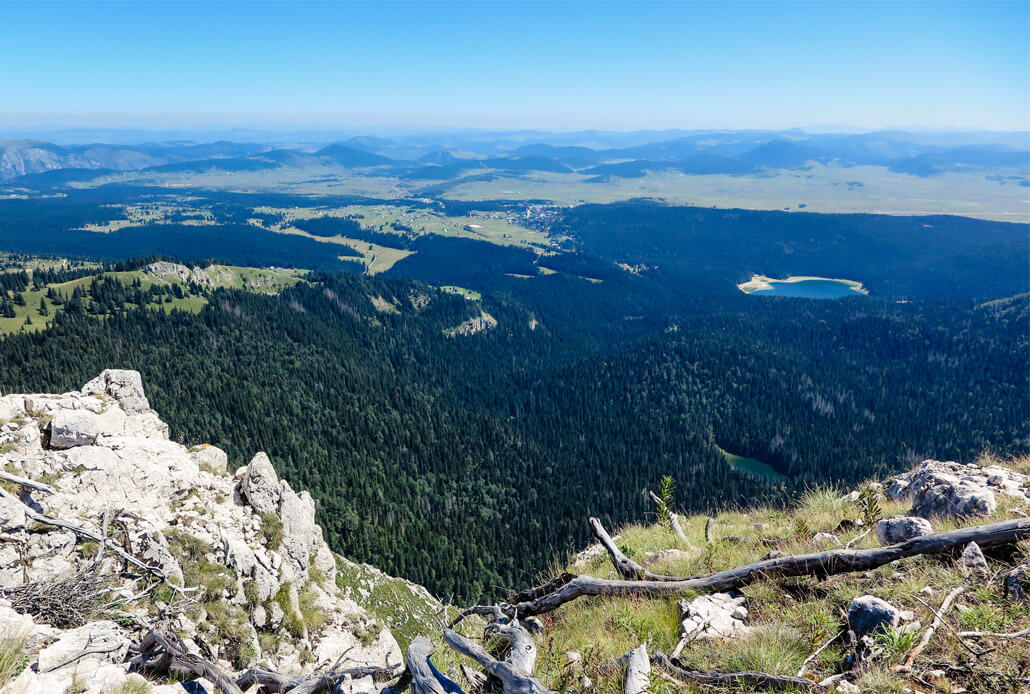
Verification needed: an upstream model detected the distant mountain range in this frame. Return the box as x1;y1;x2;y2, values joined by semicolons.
1;129;1027;181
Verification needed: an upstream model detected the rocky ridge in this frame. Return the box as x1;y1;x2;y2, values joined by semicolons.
0;370;437;693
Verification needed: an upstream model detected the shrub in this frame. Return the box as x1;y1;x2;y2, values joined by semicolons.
259;513;284;550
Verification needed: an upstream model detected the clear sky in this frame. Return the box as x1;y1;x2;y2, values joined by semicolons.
1;0;1027;131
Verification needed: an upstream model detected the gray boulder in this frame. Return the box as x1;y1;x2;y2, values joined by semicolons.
876;516;934;545
0;494;27;532
129;530;183;584
49;409;105;448
887;460;1008;519
848;595;900;642
242;452;281;514
190;444;228;474
959;541;989;579
1004;565;1027;601
279;485;319;582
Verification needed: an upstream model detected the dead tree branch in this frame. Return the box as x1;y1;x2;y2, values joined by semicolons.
1;563;108;628
0;486;165;578
589;517;683;582
895;585;965;673
131;629;243;694
488;518;1030;618
484;621;537;676
0;470;56;494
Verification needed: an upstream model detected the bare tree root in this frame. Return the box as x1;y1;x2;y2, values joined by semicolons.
443;629;552;694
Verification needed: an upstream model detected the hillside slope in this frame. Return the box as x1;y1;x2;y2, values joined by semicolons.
0;370;449;693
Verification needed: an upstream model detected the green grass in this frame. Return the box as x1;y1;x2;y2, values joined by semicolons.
0;630;29;687
430;468;1030;694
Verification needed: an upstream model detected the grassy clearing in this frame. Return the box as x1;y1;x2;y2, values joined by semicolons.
436;460;1030;693
440;286;482;301
0;263;305;335
254;202;552;249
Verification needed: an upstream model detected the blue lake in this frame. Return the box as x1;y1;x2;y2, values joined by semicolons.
746;277;866;299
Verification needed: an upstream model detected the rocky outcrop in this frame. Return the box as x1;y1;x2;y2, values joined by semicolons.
885;459;1028;519
0;371;412;692
144;261;233;288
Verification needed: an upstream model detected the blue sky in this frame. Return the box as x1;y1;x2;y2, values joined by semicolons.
1;1;1026;131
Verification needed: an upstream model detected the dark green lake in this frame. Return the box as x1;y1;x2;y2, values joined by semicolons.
718;447;787;481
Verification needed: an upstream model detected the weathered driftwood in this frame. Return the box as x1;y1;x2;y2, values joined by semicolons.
485;620;537;675
589;517;683;582
910;593;990;657
0;469;56;494
485;518;1030;618
0;486;165;578
407;636;459;694
654;650;815;691
622;645;650;694
237;664;402;693
132;629;244;694
443;629;552;694
896;585;964;673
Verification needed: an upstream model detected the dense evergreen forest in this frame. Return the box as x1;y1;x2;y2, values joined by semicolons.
0;269;1025;600
0;189;1026;598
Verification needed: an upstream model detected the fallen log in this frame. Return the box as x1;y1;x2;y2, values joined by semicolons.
654;650;816;691
443;629;552;694
237;664;402;693
408;636;462;694
589;517;684;582
492;518;1030;618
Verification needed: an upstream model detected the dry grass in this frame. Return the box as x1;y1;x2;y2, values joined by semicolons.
434;476;1030;694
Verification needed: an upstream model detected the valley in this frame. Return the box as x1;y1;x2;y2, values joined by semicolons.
0;135;1026;604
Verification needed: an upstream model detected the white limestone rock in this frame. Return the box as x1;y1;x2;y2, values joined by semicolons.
81;368;152;414
0;493;27;532
190;443;229;474
242;451;281;514
885;459;1027;519
36;620;131;673
678;592;750;641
